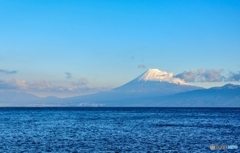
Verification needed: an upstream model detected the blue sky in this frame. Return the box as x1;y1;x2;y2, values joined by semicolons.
0;0;240;97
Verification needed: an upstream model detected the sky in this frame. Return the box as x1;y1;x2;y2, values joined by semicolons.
0;0;240;97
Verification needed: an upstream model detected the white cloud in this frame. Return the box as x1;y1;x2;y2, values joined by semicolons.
228;71;240;81
0;80;18;89
138;64;146;69
0;78;110;95
175;69;225;82
65;72;72;79
71;77;88;86
0;69;17;75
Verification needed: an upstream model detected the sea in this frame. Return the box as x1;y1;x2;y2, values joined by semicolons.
0;107;239;153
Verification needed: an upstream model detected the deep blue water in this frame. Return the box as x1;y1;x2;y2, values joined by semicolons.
0;107;239;152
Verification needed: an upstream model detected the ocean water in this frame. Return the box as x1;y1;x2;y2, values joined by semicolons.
0;107;239;153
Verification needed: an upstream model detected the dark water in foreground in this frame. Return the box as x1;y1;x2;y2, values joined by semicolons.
0;107;239;153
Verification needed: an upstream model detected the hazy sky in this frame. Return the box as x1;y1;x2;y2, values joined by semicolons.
0;0;240;97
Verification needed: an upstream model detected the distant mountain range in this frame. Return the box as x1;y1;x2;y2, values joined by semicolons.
0;91;60;106
147;84;240;107
63;83;240;107
0;69;240;107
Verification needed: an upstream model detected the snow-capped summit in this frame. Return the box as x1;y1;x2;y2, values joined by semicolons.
136;68;186;85
114;68;202;95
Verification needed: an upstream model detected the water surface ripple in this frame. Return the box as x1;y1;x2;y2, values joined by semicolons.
0;107;239;152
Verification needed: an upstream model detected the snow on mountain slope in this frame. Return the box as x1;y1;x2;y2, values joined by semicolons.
114;68;202;95
136;69;186;84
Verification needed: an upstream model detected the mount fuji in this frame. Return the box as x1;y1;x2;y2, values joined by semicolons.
63;69;203;106
114;69;202;95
